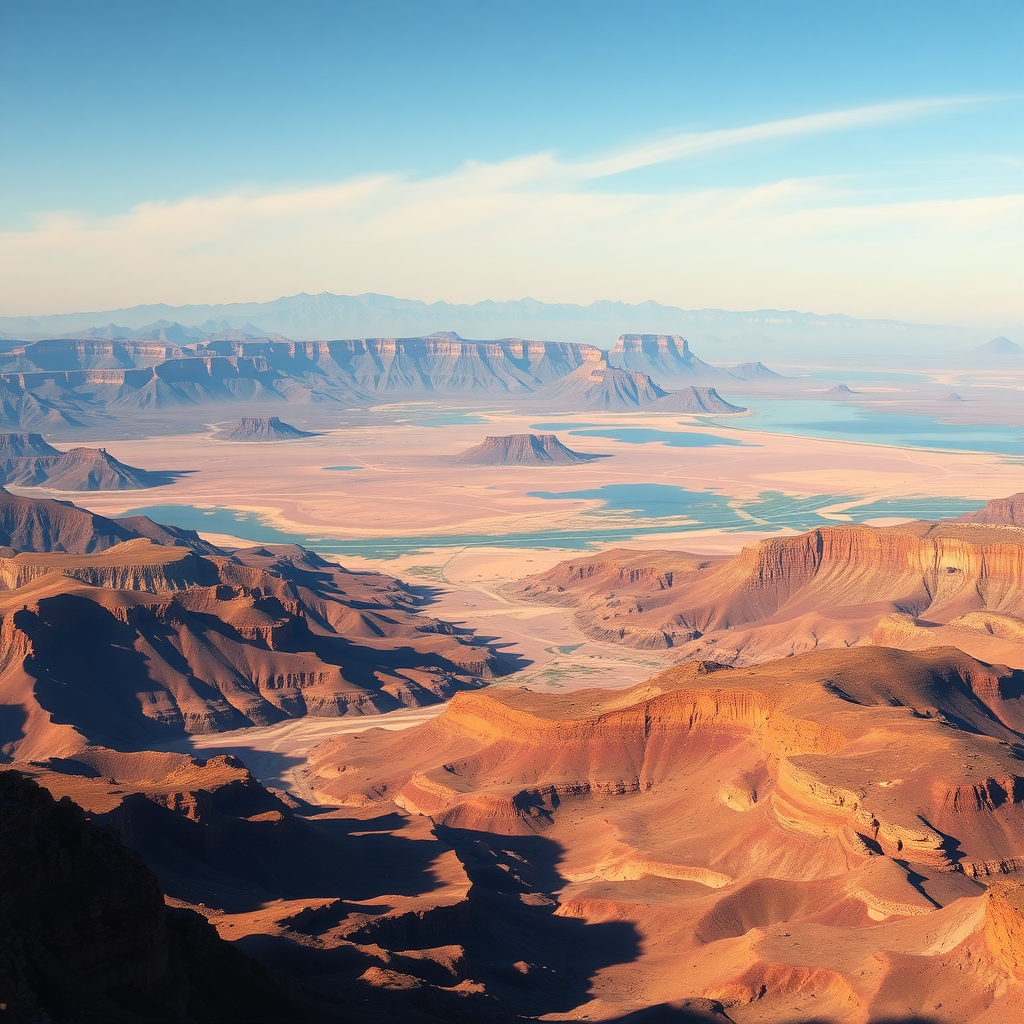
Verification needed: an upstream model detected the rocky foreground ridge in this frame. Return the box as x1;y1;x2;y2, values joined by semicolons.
307;645;1024;1022
0;492;505;760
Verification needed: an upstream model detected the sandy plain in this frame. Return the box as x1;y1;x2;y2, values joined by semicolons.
15;396;1024;716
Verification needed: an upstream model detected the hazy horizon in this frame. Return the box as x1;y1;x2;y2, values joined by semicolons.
1;1;1021;326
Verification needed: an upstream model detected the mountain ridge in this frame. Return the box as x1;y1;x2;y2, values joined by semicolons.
0;290;1006;354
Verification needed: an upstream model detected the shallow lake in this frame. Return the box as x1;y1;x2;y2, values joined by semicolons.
124;488;986;561
712;399;1024;456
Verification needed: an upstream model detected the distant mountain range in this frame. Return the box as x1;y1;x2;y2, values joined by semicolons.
0;291;1013;356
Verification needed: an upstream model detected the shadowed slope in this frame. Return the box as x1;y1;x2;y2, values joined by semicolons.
308;646;1024;1022
0;540;507;758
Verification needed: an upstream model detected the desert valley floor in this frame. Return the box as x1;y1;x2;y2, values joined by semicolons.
4;340;1024;1024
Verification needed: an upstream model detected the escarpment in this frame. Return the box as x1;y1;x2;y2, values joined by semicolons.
508;521;1024;666
0;503;507;759
304;645;1024;1020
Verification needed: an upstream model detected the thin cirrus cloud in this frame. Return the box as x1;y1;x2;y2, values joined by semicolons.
1;97;1020;324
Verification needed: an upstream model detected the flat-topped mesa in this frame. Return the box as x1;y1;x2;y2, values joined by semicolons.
609;334;735;382
538;358;667;411
645;386;747;414
957;493;1024;527
222;416;314;441
453;433;605;466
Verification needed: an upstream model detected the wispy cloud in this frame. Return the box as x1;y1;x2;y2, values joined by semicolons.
573;97;993;179
1;98;1020;324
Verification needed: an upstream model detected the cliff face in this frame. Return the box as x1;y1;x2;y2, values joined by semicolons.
0;335;605;416
538;359;667;411
958;492;1024;526
509;522;1024;665
608;334;737;383
0;537;506;758
452;433;604;466
307;645;1024;1021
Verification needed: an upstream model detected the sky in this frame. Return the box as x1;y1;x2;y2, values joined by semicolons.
0;0;1021;325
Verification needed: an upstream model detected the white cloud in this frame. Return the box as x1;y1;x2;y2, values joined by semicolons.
1;99;1021;324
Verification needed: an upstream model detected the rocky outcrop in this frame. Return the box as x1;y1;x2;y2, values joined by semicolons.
957;492;1024;526
507;521;1024;665
452;433;605;466
222;416;315;441
537;358;667;411
0;523;507;757
0;433;60;458
307;646;1024;1020
824;383;856;396
727;361;785;380
0;439;164;490
0;487;215;555
0;768;328;1024
645;387;747;414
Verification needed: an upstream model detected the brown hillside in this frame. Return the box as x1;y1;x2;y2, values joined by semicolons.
307;646;1024;1022
0;541;505;759
507;521;1024;666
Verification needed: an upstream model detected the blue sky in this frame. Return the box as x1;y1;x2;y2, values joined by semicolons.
1;1;1021;323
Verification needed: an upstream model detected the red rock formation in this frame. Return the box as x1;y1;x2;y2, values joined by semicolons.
508;521;1024;666
307;646;1024;1021
0;539;506;758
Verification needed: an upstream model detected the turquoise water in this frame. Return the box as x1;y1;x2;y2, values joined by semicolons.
530;422;745;447
323;466;363;471
123;489;986;561
714;399;1024;456
566;427;748;448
